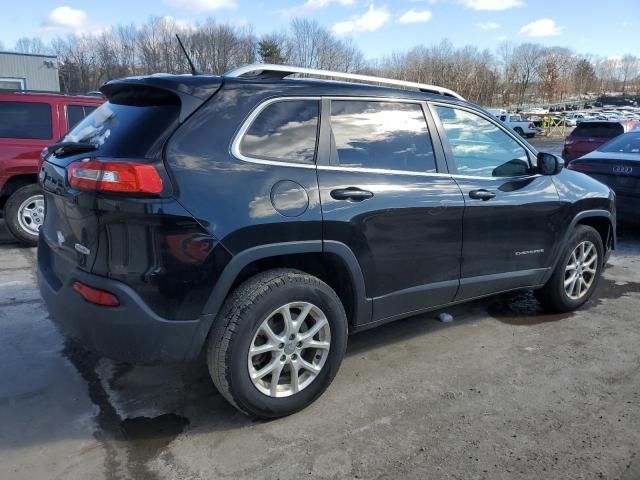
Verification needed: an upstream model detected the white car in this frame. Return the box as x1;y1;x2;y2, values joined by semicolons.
496;114;542;138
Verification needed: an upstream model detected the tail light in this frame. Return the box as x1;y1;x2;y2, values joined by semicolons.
68;159;163;194
529;123;536;129
567;162;593;172
73;281;120;307
565;136;575;145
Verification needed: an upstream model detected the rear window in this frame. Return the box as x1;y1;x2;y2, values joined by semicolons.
599;132;640;154
239;100;319;164
0;101;52;139
63;95;179;158
572;123;624;138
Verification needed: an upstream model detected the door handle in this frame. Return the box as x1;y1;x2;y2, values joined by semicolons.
469;189;496;201
330;187;374;201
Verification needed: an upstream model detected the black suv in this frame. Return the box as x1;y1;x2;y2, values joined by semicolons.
38;65;616;418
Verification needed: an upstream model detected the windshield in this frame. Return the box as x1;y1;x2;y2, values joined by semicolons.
599;131;640;154
63;99;180;158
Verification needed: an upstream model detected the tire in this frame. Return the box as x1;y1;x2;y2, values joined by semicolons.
3;184;44;247
535;225;604;312
514;127;524;136
207;268;348;419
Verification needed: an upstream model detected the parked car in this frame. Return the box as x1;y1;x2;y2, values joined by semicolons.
562;120;639;162
496;113;541;138
38;65;616;418
568;130;640;224
0;91;103;245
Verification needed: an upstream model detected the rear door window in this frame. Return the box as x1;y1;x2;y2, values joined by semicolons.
0;101;52;139
572;123;624;138
329;100;436;172
239;99;319;164
66;105;98;130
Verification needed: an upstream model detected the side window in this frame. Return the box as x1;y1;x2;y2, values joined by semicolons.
0;101;52;139
330;100;436;172
435;106;531;178
239;100;319;164
67;105;98;130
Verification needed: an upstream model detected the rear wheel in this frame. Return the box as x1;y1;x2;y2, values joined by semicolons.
3;184;43;246
535;225;603;312
207;269;348;418
514;127;524;136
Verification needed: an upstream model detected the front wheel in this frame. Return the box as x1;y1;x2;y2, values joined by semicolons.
3;184;44;246
207;269;348;418
535;225;604;312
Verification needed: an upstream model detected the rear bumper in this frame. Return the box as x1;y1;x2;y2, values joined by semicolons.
37;240;206;364
616;194;639;224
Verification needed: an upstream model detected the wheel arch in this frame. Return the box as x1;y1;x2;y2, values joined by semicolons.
186;240;371;359
0;174;39;210
542;209;615;285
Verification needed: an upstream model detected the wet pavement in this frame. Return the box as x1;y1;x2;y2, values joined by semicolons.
1;219;639;480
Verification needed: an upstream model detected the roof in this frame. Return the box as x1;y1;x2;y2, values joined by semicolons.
0;50;57;59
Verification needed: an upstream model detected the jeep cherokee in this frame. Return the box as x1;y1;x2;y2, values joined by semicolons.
38;65;616;418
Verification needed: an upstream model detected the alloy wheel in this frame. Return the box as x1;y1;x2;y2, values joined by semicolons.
564;240;598;300
248;302;331;398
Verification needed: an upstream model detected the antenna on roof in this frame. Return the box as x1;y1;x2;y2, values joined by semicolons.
175;34;199;76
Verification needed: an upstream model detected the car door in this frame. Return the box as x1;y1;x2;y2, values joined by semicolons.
317;98;465;324
430;103;563;301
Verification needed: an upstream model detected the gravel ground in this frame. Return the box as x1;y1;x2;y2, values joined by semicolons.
1;217;639;480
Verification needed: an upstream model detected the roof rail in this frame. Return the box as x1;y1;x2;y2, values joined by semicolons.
224;64;465;101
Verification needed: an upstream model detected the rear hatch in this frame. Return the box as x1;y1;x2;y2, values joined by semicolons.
40;75;221;287
564;122;624;160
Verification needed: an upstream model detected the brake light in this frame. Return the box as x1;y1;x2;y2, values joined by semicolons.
529;123;535;129
68;159;163;194
567;162;593;172
73;281;120;307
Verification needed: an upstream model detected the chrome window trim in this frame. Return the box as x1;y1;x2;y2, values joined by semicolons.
231;96;321;169
233;95;444;176
316;165;450;178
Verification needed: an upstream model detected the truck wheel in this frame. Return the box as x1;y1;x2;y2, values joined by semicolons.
514;127;524;136
207;268;348;418
535;225;603;312
3;184;44;246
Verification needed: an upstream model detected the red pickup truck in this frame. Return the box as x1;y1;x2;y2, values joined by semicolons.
0;91;104;245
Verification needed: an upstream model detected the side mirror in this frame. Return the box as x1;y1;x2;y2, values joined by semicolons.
537;152;564;175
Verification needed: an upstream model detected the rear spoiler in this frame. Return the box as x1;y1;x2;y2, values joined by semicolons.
100;74;223;122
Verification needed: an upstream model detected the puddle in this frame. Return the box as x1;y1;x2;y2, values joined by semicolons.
487;276;640;326
120;414;189;476
486;290;572;325
62;340;190;480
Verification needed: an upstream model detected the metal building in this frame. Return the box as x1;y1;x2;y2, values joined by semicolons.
0;51;60;92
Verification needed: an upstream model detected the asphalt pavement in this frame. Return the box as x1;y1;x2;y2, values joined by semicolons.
1;172;639;479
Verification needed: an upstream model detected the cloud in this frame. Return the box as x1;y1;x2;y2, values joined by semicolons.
460;0;523;10
332;5;390;35
42;6;88;30
40;6;110;36
164;0;237;12
397;9;432;24
477;21;500;30
280;0;353;15
519;18;562;37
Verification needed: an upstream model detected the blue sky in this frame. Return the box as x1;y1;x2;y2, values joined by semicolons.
2;0;639;59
